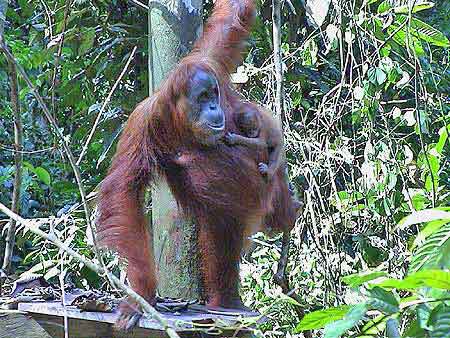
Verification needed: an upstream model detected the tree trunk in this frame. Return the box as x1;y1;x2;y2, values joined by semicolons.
148;0;203;300
1;0;23;273
0;0;6;38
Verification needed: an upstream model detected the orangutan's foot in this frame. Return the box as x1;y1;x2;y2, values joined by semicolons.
206;297;259;316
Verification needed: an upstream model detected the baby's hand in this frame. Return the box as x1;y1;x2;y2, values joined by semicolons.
224;132;238;145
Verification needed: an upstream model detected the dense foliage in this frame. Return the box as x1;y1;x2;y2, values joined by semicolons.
0;0;449;337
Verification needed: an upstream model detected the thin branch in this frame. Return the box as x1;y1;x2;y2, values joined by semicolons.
271;0;284;127
51;0;73;117
77;46;137;165
0;202;181;338
271;2;310;336
129;0;149;10
0;143;55;154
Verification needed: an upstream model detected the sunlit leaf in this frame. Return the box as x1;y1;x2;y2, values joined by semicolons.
35;167;51;186
295;306;351;331
323;303;368;338
342;271;387;288
397;209;450;230
376;270;450;290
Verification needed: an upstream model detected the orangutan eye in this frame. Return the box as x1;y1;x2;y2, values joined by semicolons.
198;91;209;102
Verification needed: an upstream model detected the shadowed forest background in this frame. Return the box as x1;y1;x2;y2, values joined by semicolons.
0;0;449;337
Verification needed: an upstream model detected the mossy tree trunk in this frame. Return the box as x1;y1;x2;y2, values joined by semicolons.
148;0;203;300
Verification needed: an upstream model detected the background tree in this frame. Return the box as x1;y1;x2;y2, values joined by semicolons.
148;0;203;300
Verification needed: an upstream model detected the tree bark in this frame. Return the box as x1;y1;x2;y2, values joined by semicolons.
1;0;23;273
148;0;203;300
0;0;6;38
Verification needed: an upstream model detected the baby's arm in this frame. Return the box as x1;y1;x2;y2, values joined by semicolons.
224;132;266;149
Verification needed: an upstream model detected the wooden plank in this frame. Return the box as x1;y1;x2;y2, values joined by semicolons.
18;302;255;337
30;313;170;338
0;312;52;338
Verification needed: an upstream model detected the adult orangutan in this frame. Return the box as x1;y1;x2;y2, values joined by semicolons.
96;0;299;329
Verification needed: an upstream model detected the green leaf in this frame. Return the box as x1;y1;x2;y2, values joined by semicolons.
394;1;434;14
368;287;399;314
376;68;387;85
35;167;51;186
428;304;450;338
342;271;387;288
396;15;450;48
323;303;368;338
417;304;432;330
410;223;450;272
78;27;96;55
368;68;386;85
295;306;351;331
397;209;450;230
435;126;449;155
360;314;388;336
413;219;450;249
403;318;427;337
377;1;392;14
378;1;434;14
376;270;450;290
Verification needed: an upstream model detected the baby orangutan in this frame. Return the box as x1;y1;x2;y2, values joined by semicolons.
225;102;282;180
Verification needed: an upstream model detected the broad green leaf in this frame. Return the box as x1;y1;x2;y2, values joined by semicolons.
23;161;36;172
435;126;449;155
295;306;351;331
396;15;450;48
323;303;368;338
368;287;399;314
394;1;434;14
377;1;392;13
397;209;450;230
377;270;450;290
342;271;387;288
428;304;450;338
413;219;450;249
35;167;51;186
410;223;450;272
378;1;434;14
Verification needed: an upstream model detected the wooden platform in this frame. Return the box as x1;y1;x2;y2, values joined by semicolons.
0;301;256;337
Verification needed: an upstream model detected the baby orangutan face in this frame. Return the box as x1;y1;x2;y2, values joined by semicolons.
236;110;260;138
